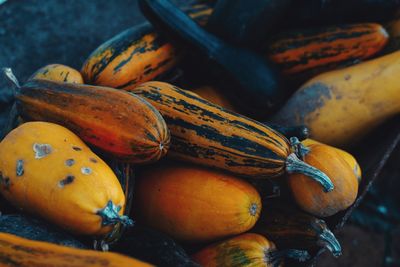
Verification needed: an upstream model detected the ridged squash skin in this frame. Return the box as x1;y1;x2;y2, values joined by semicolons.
132;81;290;178
133;162;261;242
0;122;127;236
0;233;153;267
30;64;84;84
81;3;212;91
302;139;361;182
288;143;358;217
17;79;170;163
267;23;388;76
191;233;282;267
272;50;400;147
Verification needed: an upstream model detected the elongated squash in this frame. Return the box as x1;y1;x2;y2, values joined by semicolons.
0;233;152;267
255;201;342;257
288;140;359;217
302;139;361;182
191;233;309;267
81;3;212;90
133;162;261;242
30;64;84;84
271;50;400;147
267;23;388;76
4;69;170;163
0;122;132;236
132;81;333;191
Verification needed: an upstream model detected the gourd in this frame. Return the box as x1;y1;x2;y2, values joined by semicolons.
81;3;212;90
132;81;333;191
267;23;388;77
288;140;359;217
29;64;84;84
4;68;170;163
271;50;400;147
255;201;342;257
302;139;361;182
133;162;262;242
191;233;309;267
0;233;152;267
0;122;132;236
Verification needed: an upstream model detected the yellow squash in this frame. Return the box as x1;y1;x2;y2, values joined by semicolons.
272;50;400;147
0;122;132;236
0;233;153;267
29;64;84;83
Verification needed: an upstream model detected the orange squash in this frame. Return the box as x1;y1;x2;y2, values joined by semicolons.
81;3;212;90
191;233;308;267
267;23;388;76
29;64;84;84
288;141;358;217
3;69;170;164
302;139;361;182
0;122;132;236
0;232;153;267
189;85;238;111
133;162;261;242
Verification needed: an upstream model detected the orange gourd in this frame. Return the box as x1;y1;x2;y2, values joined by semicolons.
0;232;153;267
288;141;358;217
189;85;238;111
133;162;261;242
29;64;84;84
0;122;132;236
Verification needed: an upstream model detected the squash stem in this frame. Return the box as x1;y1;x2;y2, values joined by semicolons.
290;137;310;159
97;200;134;227
318;228;342;257
286;153;334;192
2;68;21;93
266;249;310;267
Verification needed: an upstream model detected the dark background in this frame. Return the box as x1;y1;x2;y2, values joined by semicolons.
1;0;399;266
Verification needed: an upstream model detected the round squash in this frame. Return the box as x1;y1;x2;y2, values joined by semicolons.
191;233;287;267
0;121;132;236
0;232;153;267
190;85;238;112
29;64;84;84
288;142;358;217
133;162;261;242
302;139;361;182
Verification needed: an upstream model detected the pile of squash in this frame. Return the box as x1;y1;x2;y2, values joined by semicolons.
1;0;400;266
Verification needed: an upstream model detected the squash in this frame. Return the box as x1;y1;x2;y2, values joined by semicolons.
132;81;333;191
0;214;87;249
138;0;288;115
191;233;309;267
0;233;152;267
205;0;292;47
382;16;400;54
111;225;200;267
271;50;400;147
4;69;170;163
29;64;84;84
267;23;388;76
255;201;342;257
0;122;132;236
302;139;361;183
133;162;262;242
81;3;212;90
288;141;358;217
189;85;238;112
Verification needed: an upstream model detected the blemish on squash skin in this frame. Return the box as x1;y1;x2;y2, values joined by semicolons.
58;175;75;187
33;143;53;159
16;160;24;176
65;159;75;167
81;167;92;175
72;146;82;151
0;173;11;190
249;203;259;216
90;158;97;163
